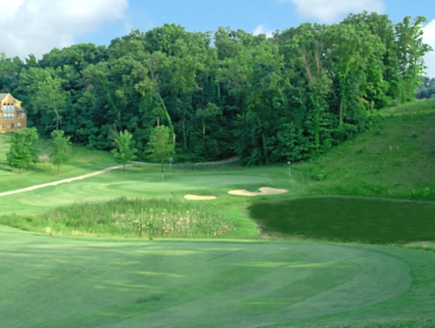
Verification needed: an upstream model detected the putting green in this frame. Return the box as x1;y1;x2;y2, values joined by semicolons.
2;226;434;327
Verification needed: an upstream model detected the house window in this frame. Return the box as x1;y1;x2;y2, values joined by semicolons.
17;123;21;128
3;123;7;129
11;123;15;129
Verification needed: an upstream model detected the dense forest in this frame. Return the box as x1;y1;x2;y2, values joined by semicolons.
0;12;432;164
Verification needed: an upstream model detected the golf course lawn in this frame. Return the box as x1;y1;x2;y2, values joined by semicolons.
1;225;435;327
1;162;435;326
0;166;301;216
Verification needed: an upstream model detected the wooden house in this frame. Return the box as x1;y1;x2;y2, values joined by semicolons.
0;93;27;133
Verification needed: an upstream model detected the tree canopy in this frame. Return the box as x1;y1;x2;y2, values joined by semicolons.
146;125;175;173
6;128;39;173
1;13;432;165
50;130;72;175
112;130;137;171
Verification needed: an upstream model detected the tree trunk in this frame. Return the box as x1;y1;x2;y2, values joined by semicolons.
158;96;175;144
310;95;320;149
314;111;320;149
182;119;187;150
262;132;269;165
339;95;344;126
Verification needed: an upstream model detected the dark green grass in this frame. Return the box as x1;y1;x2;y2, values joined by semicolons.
249;196;435;244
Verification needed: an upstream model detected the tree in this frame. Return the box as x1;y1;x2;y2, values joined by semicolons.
133;52;175;143
19;67;68;131
6;128;39;173
326;21;384;125
50;130;72;175
290;23;331;150
146;125;174;173
395;16;433;102
112;130;137;171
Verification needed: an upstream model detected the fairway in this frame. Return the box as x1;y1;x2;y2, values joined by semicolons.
2;225;435;327
0;168;279;215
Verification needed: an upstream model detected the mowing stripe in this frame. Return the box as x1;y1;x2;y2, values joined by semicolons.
0;229;414;327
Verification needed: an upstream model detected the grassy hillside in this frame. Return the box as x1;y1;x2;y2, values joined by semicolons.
299;99;435;200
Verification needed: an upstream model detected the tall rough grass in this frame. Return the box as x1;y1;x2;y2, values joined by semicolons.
0;198;235;238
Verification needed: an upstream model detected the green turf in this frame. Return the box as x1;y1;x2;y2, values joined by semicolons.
1;225;434;327
249;196;435;244
0;165;302;216
1;102;435;327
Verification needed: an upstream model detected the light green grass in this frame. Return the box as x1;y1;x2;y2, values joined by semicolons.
0;226;434;327
0;133;116;193
0;165;303;215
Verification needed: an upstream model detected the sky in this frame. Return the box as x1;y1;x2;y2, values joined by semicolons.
1;0;435;77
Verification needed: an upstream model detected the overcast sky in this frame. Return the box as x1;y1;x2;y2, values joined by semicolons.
1;0;435;77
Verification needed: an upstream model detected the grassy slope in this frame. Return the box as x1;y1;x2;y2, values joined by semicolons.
299;100;435;198
0;134;116;193
0;225;434;328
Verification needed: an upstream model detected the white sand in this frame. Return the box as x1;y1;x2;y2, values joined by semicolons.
184;194;217;200
228;187;287;197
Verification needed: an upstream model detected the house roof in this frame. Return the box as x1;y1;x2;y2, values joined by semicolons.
0;93;21;103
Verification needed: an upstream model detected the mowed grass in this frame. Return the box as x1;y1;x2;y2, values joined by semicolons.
0;164;302;216
249;197;435;244
1;225;435;327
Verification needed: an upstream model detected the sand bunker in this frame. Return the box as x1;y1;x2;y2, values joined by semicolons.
184;194;217;200
228;187;287;197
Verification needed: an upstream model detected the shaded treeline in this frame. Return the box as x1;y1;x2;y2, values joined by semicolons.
0;12;431;164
